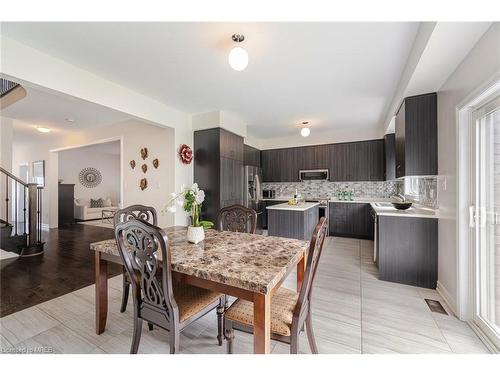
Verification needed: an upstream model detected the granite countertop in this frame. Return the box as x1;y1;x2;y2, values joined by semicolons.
266;202;320;211
370;202;439;219
90;228;308;294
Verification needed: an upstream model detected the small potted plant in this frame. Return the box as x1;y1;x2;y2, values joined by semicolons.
165;183;213;243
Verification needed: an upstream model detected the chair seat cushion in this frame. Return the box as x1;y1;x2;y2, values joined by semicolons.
173;282;223;323
224;287;299;336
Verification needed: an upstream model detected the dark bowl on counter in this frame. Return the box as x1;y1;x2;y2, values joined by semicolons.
391;202;413;210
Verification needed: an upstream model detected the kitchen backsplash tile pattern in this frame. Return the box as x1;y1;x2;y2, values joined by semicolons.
395;176;438;209
262;176;438;208
262;181;398;199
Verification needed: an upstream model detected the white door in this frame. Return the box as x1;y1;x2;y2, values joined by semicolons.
472;96;500;349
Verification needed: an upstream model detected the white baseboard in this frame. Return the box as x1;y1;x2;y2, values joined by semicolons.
436;280;458;317
468;321;497;354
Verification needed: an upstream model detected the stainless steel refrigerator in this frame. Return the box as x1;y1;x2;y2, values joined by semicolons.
244;165;264;230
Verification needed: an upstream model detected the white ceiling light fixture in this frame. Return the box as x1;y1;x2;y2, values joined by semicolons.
36;127;51;133
300;122;310;137
65;117;75;123
228;34;248;71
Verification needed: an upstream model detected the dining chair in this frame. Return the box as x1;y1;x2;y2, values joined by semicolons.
223;217;328;354
115;217;225;354
114;205;158;314
217;204;257;234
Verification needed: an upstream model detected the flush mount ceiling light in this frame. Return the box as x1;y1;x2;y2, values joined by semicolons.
65;117;75;123
36;127;51;133
300;122;310;137
228;34;248;71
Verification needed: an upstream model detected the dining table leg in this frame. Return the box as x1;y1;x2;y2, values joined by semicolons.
95;251;108;335
297;255;306;292
253;293;271;354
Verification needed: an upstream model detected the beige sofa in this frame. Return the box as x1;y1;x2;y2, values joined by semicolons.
74;198;120;221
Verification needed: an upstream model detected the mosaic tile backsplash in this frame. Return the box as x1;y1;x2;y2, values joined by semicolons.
395;176;438;209
262;181;398;199
262;176;438;209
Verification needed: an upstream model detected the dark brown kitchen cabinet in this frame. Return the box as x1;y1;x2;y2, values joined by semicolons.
384;133;396;180
347;140;384;181
261;148;300;182
377;215;438;288
243;144;261;167
220;129;244;161
327;140;384;182
329;202;373;239
262;140;384;183
328;143;348;181
194;128;244;222
262;200;288;229
395;92;437;178
58;183;75;226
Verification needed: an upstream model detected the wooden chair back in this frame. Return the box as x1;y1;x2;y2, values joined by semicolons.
217;204;257;234
113;204;158;227
293;217;328;318
114;218;178;325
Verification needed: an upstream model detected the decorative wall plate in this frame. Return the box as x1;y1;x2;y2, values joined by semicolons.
140;178;148;191
130;160;136;169
178;144;193;164
152;158;159;168
140;147;148;160
79;167;102;188
142;164;147;173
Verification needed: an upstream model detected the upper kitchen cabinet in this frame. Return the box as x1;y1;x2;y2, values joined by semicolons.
395;93;437;178
194;127;244;222
262;148;300;182
243;144;261;167
384;133;395;180
328;140;384;181
262;140;385;182
220;128;244;161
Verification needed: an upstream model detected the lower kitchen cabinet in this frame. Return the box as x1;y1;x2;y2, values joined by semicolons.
377;216;438;289
263;200;288;229
329;202;373;239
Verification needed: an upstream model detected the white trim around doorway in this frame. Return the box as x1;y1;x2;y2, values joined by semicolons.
456;73;500;324
49;136;124;228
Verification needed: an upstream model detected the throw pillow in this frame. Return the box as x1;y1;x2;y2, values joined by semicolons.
90;198;104;208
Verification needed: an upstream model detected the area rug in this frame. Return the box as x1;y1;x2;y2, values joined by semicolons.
0;249;19;261
77;220;113;229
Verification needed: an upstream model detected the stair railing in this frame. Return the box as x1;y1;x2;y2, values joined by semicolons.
0;166;43;247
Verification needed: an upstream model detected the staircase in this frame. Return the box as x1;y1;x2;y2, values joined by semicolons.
0;167;44;256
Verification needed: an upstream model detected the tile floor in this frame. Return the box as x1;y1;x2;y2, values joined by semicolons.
0;237;491;354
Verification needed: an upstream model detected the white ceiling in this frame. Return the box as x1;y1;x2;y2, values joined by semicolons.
1;22;421;140
59;140;120;156
1;86;130;139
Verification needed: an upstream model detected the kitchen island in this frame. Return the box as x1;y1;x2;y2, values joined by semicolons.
266;202;319;240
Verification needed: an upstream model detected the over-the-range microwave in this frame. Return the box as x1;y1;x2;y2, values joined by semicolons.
298;169;329;181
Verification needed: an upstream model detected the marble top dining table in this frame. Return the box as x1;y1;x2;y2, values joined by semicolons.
90;226;309;353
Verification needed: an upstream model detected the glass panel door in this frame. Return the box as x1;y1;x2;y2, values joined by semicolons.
473;96;500;349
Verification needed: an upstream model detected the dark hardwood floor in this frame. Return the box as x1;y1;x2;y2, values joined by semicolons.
1;223;122;317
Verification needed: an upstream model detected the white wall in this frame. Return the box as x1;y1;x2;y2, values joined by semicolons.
437;23;500;313
1;35;193;225
0;117;14;222
192;110;247;138
12;118;177;228
58;142;120;205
